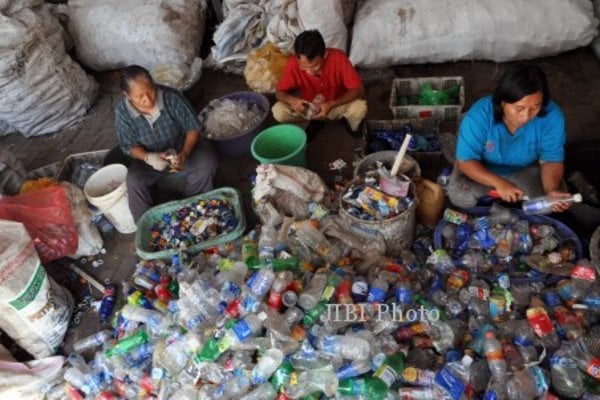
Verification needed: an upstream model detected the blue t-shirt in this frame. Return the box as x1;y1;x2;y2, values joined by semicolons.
456;96;565;177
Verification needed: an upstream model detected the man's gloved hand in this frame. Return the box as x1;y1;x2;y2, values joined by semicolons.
144;152;168;171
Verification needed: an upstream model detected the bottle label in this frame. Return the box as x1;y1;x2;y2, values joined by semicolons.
320;336;337;356
522;200;547;214
530;366;549;395
485;349;504;362
322;285;336;301
550;355;577;368
336;363;360;380
526;307;554;336
584;295;600;309
469;286;490;300
571;264;596;282
367;287;386;303
434;367;466;400
374;364;397;387
396;286;413;304
232;320;253;341
401;367;435;386
587;359;600;379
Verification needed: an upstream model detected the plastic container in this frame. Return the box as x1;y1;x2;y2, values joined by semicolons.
56;149;109;189
83;163;136;234
389;76;465;121
135;187;246;260
361;118;441;158
251;124;307;167
339;176;418;257
353;151;421;179
199;91;270;158
433;207;584;260
414;177;445;229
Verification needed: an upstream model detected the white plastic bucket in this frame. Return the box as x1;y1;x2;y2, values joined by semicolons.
83;164;136;234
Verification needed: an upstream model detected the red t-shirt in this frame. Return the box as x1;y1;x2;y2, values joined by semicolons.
276;48;362;103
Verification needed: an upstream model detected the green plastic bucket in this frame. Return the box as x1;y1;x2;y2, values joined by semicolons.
251;124;307;167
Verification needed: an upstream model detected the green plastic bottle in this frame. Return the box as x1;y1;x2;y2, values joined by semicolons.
195;337;221;362
105;330;149;357
414;294;448;321
272;256;299;272
242;236;260;269
271;359;295;391
302;301;327;326
338;377;389;400
321;274;342;302
373;352;405;388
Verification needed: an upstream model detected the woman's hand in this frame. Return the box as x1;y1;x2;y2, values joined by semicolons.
546;190;573;212
495;180;524;203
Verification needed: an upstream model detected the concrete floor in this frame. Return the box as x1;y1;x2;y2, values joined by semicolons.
0;46;599;353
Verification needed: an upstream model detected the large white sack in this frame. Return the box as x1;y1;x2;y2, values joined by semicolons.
593;0;600;59
298;0;347;51
0;342;65;400
0;4;98;137
66;0;206;90
350;0;599;68
0;220;73;359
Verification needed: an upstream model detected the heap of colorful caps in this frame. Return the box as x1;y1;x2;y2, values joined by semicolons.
148;198;239;251
53;205;600;400
342;173;413;221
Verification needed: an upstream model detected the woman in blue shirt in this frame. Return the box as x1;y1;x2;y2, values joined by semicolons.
448;64;572;213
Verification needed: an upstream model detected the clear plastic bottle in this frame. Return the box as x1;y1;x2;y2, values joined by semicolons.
258;224;277;265
250;348;284;385
215;261;248;304
506;366;548;400
526;304;560;352
285;369;338;399
550;346;585;399
317;335;371;361
335;359;372;380
298;272;328;310
240;382;277;400
367;277;389;303
433;355;473;400
284;306;304;326
218;312;266;353
564;338;600;380
522;193;582;215
72;330;113;353
294;223;341;264
484;331;507;382
570;259;597;300
120;304;171;334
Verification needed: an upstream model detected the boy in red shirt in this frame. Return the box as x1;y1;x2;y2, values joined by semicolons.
273;30;367;139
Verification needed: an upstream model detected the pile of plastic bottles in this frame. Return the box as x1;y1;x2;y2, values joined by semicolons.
149;198;239;251
367;122;441;154
46;202;600;400
342;172;414;221
201;98;263;140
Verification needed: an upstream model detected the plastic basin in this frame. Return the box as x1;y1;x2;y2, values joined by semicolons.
199;91;270;158
251;124;307;167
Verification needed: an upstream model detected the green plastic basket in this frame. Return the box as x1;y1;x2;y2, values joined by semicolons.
135;187;246;260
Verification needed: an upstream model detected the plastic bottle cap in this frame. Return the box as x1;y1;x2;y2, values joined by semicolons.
485;331;495;339
461;355;473;367
573;193;583;203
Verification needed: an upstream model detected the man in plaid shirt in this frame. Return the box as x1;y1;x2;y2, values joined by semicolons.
115;65;217;222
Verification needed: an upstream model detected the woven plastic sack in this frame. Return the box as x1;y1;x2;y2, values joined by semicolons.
350;0;599;68
66;0;206;91
0;2;98;136
244;42;289;93
0;220;73;359
0;185;78;263
297;0;347;51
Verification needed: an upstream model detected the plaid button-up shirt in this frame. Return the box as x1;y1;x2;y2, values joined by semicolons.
115;85;200;154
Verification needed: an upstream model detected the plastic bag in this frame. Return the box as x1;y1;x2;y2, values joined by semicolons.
0;186;78;262
244;42;289;93
254;164;328;203
61;182;103;258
